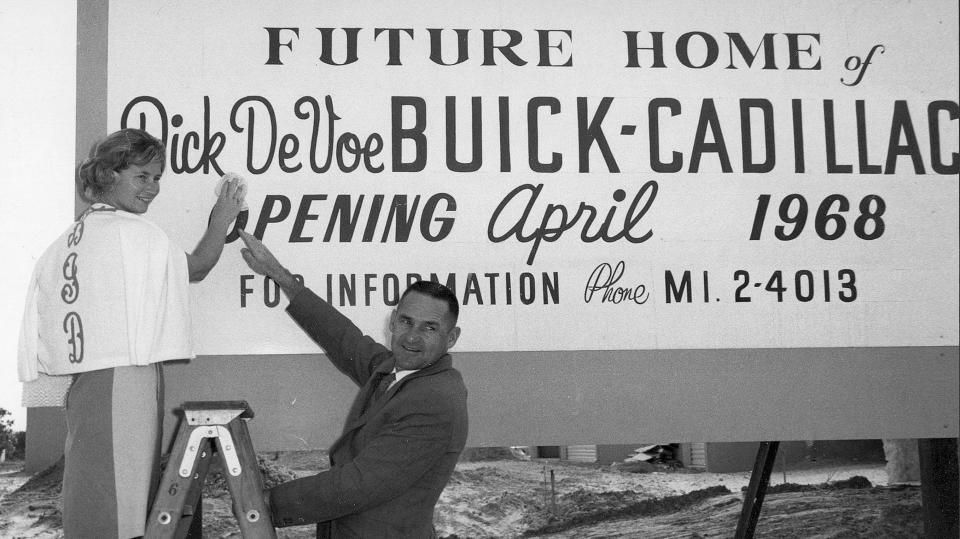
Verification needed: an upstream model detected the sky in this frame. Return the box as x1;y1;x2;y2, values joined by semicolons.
0;3;77;430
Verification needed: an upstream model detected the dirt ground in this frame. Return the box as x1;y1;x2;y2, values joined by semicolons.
0;451;923;538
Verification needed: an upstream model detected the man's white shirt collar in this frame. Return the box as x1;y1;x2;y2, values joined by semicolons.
389;369;417;388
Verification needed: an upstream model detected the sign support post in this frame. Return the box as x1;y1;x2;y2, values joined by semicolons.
734;441;780;538
918;438;959;538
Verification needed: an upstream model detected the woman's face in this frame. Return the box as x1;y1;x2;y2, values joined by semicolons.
100;157;163;213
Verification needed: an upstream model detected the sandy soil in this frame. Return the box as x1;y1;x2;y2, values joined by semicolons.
0;453;923;538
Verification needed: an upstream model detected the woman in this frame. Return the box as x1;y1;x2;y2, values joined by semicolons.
17;128;245;538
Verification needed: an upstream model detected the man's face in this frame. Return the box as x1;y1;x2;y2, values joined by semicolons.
390;292;460;370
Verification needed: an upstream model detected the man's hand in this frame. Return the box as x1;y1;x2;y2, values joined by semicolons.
238;230;304;298
239;229;283;278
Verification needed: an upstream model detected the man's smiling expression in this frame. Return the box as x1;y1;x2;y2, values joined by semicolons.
389;292;460;370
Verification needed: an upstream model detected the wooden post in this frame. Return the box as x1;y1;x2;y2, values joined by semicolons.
917;438;959;538
734;441;780;539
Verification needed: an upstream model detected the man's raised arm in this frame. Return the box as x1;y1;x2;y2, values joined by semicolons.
238;229;305;300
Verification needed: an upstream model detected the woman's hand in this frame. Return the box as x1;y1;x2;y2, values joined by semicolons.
187;172;248;281
209;172;246;231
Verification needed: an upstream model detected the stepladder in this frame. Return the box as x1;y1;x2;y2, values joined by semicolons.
146;401;277;538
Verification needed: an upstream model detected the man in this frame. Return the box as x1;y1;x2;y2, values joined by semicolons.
238;230;468;538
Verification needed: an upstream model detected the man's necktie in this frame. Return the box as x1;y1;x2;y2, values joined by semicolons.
364;372;396;414
374;372;396;401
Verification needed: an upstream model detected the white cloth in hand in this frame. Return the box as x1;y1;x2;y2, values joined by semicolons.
215;172;249;210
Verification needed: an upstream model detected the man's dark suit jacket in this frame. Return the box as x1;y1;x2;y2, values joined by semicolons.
267;287;469;538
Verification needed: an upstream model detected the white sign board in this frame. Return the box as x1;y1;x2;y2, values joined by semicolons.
108;0;959;355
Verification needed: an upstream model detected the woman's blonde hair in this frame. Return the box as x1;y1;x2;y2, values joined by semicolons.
76;128;166;202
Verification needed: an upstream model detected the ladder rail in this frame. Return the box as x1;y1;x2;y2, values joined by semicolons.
146;417;210;536
218;419;275;535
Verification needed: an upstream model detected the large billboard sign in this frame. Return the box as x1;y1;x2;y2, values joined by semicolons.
107;0;958;355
